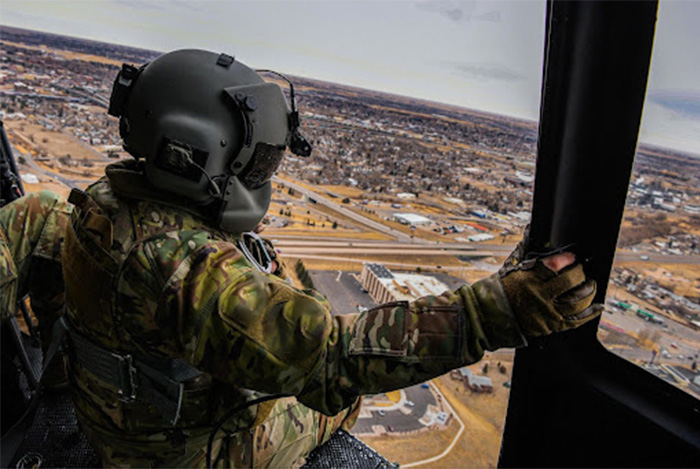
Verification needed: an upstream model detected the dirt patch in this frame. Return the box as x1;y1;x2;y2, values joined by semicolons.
615;262;700;299
356;353;514;468
357;419;461;466
6;119;106;162
22;181;72;200
319;185;366;198
1;40;123;66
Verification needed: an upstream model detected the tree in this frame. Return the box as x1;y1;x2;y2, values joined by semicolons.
342;197;350;204
482;363;489;374
332;221;338;229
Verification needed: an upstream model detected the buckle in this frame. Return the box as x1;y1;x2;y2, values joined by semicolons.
114;353;137;402
237;231;273;274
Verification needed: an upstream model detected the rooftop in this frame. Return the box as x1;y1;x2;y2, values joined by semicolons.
365;263;394;279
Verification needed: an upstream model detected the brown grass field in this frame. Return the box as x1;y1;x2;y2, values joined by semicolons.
358;418;461;466
7;119;107;162
1;40;123;66
358;354;514;468
615;262;700;299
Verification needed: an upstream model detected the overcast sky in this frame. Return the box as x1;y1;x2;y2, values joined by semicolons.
2;0;700;156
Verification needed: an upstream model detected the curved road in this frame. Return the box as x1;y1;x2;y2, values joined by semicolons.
13;144;84;189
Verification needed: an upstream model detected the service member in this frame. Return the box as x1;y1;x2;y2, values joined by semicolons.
3;49;601;468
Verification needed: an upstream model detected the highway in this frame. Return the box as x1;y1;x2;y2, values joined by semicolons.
273;177;415;242
271;237;700;265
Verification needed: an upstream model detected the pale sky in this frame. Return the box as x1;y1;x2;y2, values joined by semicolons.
2;0;700;156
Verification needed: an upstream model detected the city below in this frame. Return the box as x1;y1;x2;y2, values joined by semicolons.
1;25;699;467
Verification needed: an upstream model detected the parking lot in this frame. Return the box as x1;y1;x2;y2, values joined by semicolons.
309;270;377;315
351;383;438;435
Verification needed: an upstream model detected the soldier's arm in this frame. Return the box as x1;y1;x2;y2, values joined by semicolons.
164;241;595;416
0;191;71;321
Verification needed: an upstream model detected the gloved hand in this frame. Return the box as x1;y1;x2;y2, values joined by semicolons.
498;233;602;337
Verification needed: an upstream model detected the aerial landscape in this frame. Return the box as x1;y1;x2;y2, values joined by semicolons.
2;26;699;467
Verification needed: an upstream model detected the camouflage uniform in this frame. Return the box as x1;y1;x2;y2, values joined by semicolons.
0;191;72;361
58;161;528;467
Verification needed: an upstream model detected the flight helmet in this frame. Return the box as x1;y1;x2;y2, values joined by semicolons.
108;49;311;232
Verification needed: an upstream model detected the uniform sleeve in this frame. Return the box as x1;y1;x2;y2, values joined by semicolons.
0;191;72;324
166;242;527;416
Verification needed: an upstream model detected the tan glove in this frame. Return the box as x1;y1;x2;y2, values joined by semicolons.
499;234;602;337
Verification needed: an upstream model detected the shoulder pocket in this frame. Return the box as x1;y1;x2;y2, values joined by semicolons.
349;301;410;357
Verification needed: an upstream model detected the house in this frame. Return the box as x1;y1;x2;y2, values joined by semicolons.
450;367;494;393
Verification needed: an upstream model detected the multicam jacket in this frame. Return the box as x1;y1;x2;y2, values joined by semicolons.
58;167;526;467
0;191;71;344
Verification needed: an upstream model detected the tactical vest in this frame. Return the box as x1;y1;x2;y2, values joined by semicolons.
62;179;270;433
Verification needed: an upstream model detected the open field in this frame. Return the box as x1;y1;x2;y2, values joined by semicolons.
358;418;461;466
616;262;700;299
6;119;107;162
22;181;72;199
1;40;123;66
355;352;514;468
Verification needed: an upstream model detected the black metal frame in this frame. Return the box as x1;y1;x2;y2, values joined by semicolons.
499;1;700;467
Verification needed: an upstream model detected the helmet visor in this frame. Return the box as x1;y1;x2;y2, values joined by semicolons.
239;142;285;189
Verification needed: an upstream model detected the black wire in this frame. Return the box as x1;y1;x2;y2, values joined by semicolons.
206;393;292;469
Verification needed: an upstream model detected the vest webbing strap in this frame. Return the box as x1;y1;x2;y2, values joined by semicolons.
67;326;202;426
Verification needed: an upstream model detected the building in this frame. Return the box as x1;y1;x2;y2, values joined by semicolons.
468;233;495;242
393;213;432;226
444;197;464;205
450;367;494;393
360;263;450;304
